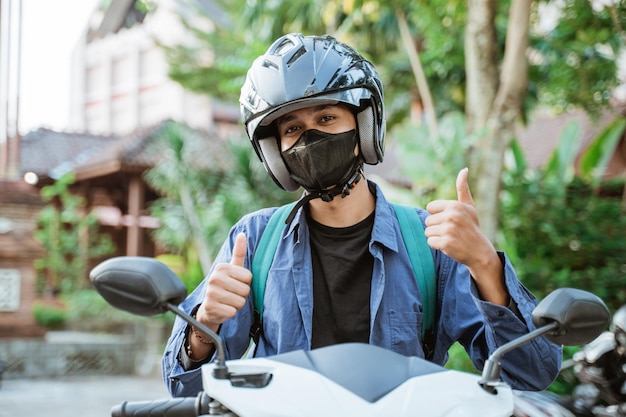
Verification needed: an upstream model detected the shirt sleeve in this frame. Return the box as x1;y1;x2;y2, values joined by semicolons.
178;323;213;371
161;295;208;397
465;251;563;391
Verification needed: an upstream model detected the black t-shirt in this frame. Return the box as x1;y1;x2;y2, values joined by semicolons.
308;208;375;349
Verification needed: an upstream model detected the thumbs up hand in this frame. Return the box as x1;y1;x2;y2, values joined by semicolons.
196;232;252;332
425;168;482;262
425;169;509;305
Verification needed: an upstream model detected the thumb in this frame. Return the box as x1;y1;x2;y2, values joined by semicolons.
230;232;247;267
456;167;474;205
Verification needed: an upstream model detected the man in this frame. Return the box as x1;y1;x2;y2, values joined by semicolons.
162;33;562;397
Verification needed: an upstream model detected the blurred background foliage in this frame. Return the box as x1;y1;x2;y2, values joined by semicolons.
34;0;626;394
165;0;625;124
154;0;626;317
34;173;116;296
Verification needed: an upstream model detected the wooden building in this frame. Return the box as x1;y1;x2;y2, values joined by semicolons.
0;119;231;338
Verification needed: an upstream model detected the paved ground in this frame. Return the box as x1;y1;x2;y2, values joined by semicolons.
0;374;171;417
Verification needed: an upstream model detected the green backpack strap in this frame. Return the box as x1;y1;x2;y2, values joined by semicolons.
251;202;297;319
391;203;436;338
250;201;436;340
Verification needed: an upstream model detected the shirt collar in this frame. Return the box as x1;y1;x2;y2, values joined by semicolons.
283;181;401;252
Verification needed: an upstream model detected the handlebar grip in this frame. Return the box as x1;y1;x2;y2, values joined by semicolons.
111;392;211;417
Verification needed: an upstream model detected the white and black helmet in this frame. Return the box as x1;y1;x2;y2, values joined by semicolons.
239;33;386;191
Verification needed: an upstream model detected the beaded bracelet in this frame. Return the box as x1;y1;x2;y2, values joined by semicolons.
192;325;212;345
186;306;213;358
187;326;213;357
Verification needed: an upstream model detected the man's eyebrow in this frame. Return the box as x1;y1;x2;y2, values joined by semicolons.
277;105;334;126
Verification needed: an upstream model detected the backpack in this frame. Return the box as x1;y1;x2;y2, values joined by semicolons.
250;201;436;344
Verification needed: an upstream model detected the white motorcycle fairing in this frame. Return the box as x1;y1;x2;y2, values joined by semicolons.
202;343;514;417
89;257;612;417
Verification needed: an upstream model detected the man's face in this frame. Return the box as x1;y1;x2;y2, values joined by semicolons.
276;104;357;151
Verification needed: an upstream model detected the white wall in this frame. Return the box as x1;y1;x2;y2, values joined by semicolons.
69;0;214;136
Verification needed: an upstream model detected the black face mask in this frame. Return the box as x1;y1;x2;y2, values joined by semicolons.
281;129;361;192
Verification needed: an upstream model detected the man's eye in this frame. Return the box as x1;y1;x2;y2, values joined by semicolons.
284;125;299;135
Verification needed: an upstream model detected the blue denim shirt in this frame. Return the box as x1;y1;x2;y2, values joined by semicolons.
162;182;562;397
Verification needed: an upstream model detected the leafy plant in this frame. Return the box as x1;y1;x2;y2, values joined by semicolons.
444;342;476;374
34;173;116;295
32;301;67;329
62;289;174;332
390;111;479;206
144;122;299;276
579;117;626;188
529;0;624;116
500;126;626;311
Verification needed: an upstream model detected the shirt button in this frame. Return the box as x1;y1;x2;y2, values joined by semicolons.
496;310;505;317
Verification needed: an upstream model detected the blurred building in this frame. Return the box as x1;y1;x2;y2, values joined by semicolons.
68;0;231;136
0;0;237;345
0;0;624;363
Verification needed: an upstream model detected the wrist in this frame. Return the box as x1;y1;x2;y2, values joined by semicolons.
190;325;213;345
186;304;215;360
186;325;213;360
470;251;509;306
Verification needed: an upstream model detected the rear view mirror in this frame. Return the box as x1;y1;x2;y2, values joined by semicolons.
89;256;188;316
532;287;611;346
90;256;230;379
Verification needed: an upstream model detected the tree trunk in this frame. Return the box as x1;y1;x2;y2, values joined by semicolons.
466;0;531;241
465;0;498;132
179;184;213;276
395;8;438;138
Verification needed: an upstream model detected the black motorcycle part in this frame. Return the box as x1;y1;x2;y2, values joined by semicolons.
111;392;210;417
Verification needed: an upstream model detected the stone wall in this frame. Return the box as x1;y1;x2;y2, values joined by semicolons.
0;324;168;379
0;333;136;378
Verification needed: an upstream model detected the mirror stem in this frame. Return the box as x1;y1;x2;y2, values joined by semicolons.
479;321;559;392
166;303;229;379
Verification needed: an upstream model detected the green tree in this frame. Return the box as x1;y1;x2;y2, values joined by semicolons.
144;122;223;275
389;111;479;206
500;122;626;311
162;0;624;240
163;0;465;126
144;122;298;278
530;0;625;116
34;173;116;295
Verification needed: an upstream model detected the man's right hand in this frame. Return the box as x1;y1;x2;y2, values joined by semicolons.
196;232;252;332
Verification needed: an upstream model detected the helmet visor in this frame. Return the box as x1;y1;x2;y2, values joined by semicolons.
247;87;374;141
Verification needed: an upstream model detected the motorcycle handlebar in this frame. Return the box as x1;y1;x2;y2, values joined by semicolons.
111;392;211;417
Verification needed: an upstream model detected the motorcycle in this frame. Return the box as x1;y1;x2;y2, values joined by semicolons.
89;256;611;417
514;305;626;417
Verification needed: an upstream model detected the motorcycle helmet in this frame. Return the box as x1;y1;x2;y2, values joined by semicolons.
239;33;386;192
612;305;626;356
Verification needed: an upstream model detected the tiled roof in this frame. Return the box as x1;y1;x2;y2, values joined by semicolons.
20;120;230;180
71;120;229;181
19;128;117;179
19;120;229;182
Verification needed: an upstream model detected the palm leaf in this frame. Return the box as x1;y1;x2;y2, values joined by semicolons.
580;117;626;186
545;120;581;183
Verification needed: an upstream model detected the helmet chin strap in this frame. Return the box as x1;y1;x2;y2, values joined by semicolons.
283;166;364;225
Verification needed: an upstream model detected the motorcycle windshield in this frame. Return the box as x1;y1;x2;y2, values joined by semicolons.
269;342;446;403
